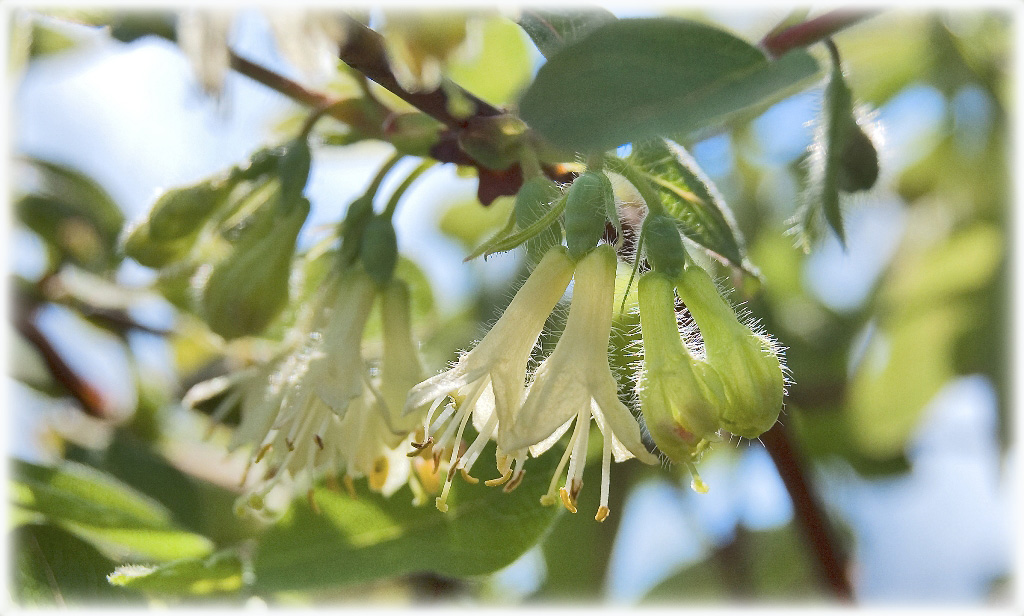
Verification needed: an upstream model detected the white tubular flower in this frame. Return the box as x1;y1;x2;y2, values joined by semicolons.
502;245;658;522
403;246;575;512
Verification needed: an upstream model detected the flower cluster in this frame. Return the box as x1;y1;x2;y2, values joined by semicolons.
186;266;434;519
186;172;785;524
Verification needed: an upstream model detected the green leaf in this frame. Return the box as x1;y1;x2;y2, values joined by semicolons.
252;446;559;592
107;550;243;595
16;158;125;272
516;8;617;59
12;459;214;562
620;140;748;269
518;18;820;154
12;523;141;606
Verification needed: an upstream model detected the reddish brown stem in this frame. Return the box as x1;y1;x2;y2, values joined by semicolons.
14;308;110;419
760;422;853;601
761;10;879;58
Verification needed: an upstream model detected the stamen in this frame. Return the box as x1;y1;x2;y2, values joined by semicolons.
457;412;498;474
558;487;578;513
314;434;325;450
285;437;295;451
598;427;612;519
408;436;434;456
369;456;389;492
262;465;279;481
343;474;357;498
204;389;242;439
485;469;513;487
239;459;253;487
503;455;527;493
307;488;320;514
255;443;273;463
325;471;340;492
686;461;709;494
460;468;479;484
541;416;583;506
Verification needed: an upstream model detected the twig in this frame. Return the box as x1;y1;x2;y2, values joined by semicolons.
14;307;110;419
760;422;853;600
760;9;880;58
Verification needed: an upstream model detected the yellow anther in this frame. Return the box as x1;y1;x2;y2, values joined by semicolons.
595;506;610;522
503;470;526;493
262;465;278;481
314;434;325;450
343;474;357;498
369;456;389;492
559;487;578;513
255;443;272;463
325;472;340;493
485;469;514;487
307;488;320;514
284;437;295;451
459;468;479;484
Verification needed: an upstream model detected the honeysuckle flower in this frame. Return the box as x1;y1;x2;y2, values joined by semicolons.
502;245;659;522
403;246;575;512
636;270;724;492
674;263;786;439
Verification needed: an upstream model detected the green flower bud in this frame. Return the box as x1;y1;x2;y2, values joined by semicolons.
637;272;724;473
360;215;399;286
148;178;232;241
200;196;310;339
674;264;784;439
564;170;613;261
339;195;375;266
277;138;312;204
121;218;195;268
836;119;879;193
515;176;563;260
642;214;686;277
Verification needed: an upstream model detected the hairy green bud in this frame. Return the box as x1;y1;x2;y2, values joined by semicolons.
637;272;723;471
642;214;686;277
564;170;613;261
148;178;232;241
339;195;375;266
674;264;784;439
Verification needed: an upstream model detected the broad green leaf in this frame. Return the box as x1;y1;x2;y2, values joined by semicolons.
626;139;748;269
12;459;214;562
12;524;141;606
108;550;243;595
66;430;261;545
516;8;617;59
252;445;559;592
847;223;1004;459
518;18;820;153
447;17;532;105
17;158;125;271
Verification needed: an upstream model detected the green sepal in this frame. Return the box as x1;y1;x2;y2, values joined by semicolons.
514;176;563;260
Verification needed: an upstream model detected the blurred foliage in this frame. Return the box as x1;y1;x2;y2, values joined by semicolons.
6;6;1011;608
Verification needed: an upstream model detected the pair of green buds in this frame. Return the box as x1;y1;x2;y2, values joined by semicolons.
122;138;313;340
638;215;785;487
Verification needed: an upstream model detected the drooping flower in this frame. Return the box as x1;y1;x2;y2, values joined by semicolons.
502;245;658;522
673;263;786;439
635;270;724;492
403;246;575;512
